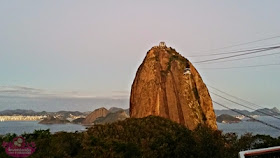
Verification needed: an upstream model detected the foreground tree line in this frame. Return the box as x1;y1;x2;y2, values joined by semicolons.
1;116;280;158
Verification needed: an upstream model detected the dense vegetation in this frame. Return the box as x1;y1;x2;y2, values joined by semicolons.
1;116;280;158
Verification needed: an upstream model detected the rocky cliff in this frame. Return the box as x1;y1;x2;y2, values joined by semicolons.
130;43;217;130
82;107;109;125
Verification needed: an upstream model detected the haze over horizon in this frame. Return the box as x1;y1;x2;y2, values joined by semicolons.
1;1;280;111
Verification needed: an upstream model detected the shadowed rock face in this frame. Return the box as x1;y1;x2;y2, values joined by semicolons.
130;45;217;130
94;110;129;124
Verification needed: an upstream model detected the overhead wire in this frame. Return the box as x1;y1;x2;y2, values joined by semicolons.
196;51;280;64
198;63;280;70
201;35;280;52
189;45;280;57
210;91;280;120
193;46;280;63
209;85;280;129
213;101;280;131
208;85;263;109
191;35;280;130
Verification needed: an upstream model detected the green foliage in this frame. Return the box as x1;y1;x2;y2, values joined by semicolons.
1;116;280;158
164;48;187;73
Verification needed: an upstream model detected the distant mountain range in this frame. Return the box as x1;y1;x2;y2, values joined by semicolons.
1;107;279;123
215;107;280;116
0;109;87;119
0;109;39;116
0;108;130;124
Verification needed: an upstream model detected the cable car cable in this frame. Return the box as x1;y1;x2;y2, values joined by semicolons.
213;101;280;131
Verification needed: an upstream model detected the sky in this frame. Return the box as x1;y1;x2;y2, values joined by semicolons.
0;1;280;111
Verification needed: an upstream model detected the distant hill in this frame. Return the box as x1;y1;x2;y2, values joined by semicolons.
216;114;241;123
124;109;129;116
215;109;251;116
252;107;280;116
39;116;70;124
82;107;108;125
108;107;129;115
94;110;129;124
72;117;85;124
0;109;37;116
108;107;124;113
215;107;280;116
52;111;85;120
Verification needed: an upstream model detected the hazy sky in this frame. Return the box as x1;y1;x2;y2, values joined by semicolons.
0;1;280;110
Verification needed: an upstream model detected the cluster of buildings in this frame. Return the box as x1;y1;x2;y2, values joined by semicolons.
0;115;47;121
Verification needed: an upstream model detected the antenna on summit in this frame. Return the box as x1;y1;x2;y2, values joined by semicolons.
159;42;166;48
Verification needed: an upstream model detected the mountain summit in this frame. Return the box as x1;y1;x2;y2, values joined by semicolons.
130;42;217;130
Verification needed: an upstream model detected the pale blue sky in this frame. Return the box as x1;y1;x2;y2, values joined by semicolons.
0;1;280;110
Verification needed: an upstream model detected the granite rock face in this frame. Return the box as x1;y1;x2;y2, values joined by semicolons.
130;43;217;130
82;107;108;125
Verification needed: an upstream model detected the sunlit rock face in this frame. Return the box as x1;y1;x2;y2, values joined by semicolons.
82;107;108;125
130;43;217;130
